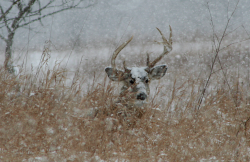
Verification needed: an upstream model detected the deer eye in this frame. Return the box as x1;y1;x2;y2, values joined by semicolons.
145;79;149;83
130;79;135;84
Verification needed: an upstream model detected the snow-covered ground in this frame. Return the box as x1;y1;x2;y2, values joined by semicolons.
6;41;212;72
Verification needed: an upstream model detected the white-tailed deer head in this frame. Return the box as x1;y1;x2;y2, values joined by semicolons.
105;26;173;107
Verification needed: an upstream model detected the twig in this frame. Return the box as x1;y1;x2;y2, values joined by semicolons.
197;0;240;110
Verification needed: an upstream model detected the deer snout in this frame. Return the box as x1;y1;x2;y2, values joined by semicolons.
137;92;147;100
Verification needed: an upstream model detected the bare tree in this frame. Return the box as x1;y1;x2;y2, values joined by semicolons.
0;0;94;73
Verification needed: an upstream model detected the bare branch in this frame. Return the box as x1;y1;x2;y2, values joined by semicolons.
19;1;93;28
28;1;54;17
0;5;12;33
0;0;20;22
0;0;92;30
220;38;250;51
0;33;7;42
11;0;36;29
206;2;218;46
197;0;240;110
242;25;250;38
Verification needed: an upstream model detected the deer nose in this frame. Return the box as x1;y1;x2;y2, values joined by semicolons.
137;93;147;100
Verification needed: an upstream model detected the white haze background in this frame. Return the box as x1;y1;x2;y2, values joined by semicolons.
0;0;250;50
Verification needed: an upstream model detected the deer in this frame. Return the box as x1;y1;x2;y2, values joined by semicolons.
105;26;173;109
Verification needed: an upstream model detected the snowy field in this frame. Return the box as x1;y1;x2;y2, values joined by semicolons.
1;40;250;161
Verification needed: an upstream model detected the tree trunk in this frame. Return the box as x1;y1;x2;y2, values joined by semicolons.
4;31;15;74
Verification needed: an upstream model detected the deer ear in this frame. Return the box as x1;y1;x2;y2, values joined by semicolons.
149;65;167;80
105;67;124;81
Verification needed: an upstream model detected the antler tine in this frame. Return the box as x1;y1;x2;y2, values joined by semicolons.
148;26;173;68
146;53;150;66
111;36;133;72
123;60;130;72
169;25;172;45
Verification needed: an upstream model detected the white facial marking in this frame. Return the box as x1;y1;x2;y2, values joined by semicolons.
130;67;148;96
131;67;148;82
137;82;147;94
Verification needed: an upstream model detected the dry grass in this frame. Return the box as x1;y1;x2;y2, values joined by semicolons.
1;41;250;162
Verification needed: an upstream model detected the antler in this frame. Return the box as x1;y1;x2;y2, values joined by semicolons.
147;26;173;68
111;36;133;73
